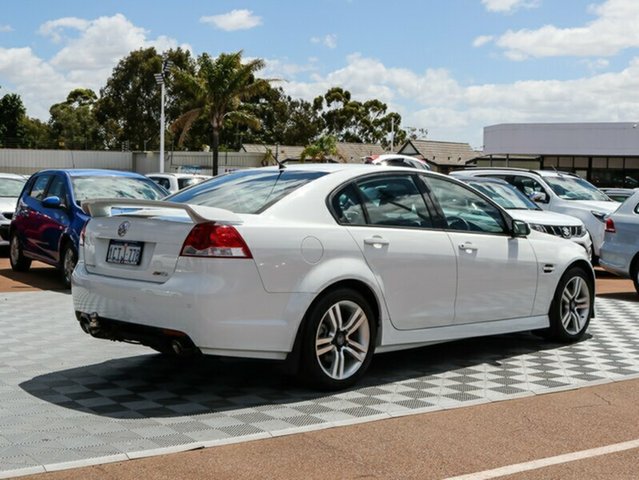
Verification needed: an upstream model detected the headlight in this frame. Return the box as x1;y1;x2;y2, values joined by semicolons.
529;223;547;233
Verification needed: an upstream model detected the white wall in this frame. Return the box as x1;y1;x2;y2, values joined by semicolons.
484;123;639;156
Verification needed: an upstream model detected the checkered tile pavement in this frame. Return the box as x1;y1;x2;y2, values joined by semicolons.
1;291;639;476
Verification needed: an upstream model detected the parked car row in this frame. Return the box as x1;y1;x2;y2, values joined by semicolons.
4;163;629;388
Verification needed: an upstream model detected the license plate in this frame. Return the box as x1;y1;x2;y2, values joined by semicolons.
106;240;143;265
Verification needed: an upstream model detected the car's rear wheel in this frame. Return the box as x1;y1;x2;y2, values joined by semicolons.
60;243;77;289
9;233;31;272
630;255;639;293
300;288;376;390
544;267;593;342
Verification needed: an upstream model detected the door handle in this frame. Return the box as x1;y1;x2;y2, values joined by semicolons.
364;236;390;247
458;242;478;252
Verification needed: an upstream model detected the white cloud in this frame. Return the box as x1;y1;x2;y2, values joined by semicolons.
492;0;639;59
473;35;494;48
481;0;540;13
200;9;262;31
277;53;639;148
0;14;186;119
0;24;13;33
311;34;338;49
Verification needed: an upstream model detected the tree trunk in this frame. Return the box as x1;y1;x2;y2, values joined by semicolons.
212;127;220;176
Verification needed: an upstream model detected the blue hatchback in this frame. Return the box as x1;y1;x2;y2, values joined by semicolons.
9;169;167;287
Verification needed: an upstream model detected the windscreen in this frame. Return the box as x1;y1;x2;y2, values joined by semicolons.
544;175;610;201
469;181;539;210
72;176;167;203
0;178;26;197
168;169;327;213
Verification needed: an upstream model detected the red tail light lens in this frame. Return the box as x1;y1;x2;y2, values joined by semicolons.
605;218;616;233
180;223;252;258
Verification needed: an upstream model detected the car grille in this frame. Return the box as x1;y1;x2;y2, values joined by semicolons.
543;225;583;239
1;212;12;221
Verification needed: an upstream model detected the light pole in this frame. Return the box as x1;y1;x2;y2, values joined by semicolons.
154;59;173;173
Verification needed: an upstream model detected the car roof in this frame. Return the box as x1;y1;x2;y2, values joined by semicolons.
461;167;576;178
0;172;27;180
452;175;511;186
147;172;211;178
35;169;147;178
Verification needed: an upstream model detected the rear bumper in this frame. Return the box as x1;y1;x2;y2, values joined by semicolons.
72;260;313;360
599;245;632;278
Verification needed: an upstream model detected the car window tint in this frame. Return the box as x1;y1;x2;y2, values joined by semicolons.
46;176;69;205
29;175;51;201
152;177;171;190
355;175;433;228
509;176;547;198
425;177;506;234
169;170;327;214
178;177;203;190
331;183;366;225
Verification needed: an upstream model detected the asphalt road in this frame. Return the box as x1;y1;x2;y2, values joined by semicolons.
1;250;638;479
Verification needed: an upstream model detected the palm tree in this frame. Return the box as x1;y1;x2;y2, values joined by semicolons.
171;51;274;175
300;135;339;162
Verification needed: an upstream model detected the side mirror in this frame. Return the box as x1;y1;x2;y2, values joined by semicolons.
512;219;531;238
42;196;62;208
530;192;548;203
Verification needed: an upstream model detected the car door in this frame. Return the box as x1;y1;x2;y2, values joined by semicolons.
16;173;53;259
423;176;538;324
39;174;72;262
332;173;457;330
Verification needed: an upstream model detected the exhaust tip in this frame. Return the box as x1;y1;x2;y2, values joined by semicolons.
171;340;183;355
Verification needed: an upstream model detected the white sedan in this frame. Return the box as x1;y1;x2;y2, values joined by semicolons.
73;165;594;389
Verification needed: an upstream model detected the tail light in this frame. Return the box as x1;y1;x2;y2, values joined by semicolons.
605;218;616;233
180;223;252;258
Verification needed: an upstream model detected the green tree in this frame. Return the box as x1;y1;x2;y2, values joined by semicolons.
171;50;275;175
21;116;52;149
95;47;195;150
313;87;405;148
0;92;27;147
49;88;101;149
300;135;338;162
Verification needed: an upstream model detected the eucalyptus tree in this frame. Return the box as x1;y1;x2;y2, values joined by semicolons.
171;51;275;175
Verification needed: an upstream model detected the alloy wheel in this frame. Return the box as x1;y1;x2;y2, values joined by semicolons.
315;300;371;380
559;276;591;335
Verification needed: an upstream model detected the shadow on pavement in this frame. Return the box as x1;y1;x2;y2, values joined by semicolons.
0;247;69;293
598;291;637;301
19;332;581;420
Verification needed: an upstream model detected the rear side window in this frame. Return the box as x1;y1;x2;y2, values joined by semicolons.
169;170;327;214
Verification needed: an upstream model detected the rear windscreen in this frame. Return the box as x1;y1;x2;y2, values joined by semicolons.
168;170;327;213
72;176;167;203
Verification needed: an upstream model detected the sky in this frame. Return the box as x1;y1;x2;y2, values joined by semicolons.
1;0;639;149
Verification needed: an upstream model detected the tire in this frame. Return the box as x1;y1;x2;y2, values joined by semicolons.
299;288;376;390
543;267;593;342
631;258;639;295
60;243;77;289
9;233;31;272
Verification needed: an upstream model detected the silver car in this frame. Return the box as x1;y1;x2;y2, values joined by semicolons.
599;190;639;293
0;173;27;246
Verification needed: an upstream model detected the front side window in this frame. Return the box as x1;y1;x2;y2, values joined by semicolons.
355;175;433;228
29;175;52;201
178;177;205;190
425;177;506;234
468;181;539;210
508;175;548;199
151;177;171;190
45;176;69;206
169;169;327;214
72;176;166;204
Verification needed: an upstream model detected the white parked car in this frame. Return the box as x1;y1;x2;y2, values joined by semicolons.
0;173;27;246
599;190;639;293
73;165;594;389
456;168;619;262
450;175;592;258
364;154;430;170
147;172;211;194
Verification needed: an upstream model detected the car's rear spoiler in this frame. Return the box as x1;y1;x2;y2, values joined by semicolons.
81;198;242;225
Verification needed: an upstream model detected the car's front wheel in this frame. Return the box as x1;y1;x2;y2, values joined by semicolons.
60;243;77;289
9;233;31;272
545;267;593;342
300;288;376;390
